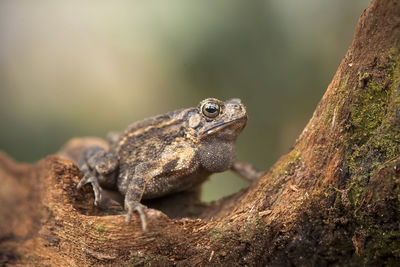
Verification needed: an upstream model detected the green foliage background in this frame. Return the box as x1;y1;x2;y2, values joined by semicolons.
0;0;370;201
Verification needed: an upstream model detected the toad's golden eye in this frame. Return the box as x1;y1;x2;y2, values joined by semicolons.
202;101;220;118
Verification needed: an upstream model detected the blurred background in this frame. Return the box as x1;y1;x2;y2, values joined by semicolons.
0;0;370;201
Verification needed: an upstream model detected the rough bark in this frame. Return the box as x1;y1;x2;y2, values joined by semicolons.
1;0;399;265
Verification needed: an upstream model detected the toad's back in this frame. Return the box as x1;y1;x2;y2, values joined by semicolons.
111;108;194;169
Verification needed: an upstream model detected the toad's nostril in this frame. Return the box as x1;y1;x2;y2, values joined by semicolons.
232;104;242;110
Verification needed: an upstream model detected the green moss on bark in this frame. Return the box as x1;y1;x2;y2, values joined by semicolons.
345;52;400;206
341;50;400;264
269;148;302;180
287;51;400;265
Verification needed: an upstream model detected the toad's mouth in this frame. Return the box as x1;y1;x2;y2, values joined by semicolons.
199;116;248;137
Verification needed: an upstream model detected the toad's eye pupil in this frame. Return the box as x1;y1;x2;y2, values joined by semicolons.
202;101;220;118
206;106;216;113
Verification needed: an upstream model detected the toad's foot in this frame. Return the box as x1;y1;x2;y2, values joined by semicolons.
77;174;103;206
125;200;147;231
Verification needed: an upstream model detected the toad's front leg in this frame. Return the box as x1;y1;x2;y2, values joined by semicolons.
231;160;264;181
120;162;160;231
124;176;147;230
77;146;118;205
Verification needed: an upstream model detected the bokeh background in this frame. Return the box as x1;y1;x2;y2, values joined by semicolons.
0;0;370;201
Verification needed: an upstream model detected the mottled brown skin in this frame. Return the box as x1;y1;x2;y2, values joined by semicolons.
77;98;262;230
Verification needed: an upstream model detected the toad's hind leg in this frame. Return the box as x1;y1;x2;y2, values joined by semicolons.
77;146;118;205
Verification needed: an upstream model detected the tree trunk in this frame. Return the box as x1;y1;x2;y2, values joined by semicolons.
1;0;399;266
